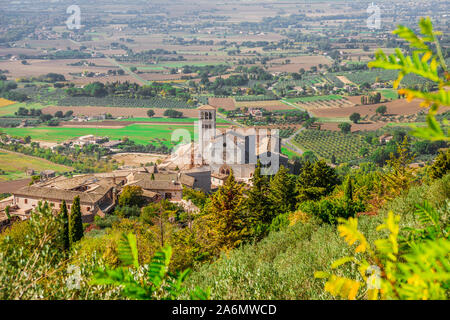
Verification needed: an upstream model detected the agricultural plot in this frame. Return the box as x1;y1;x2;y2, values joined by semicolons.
234;95;277;102
323;75;344;88
281;147;302;159
274;75;324;90
235;100;296;112
0;102;48;117
0;149;72;181
3;124;196;147
378;89;399;100
42;106;200;118
340;69;398;85
285;95;355;110
56;96;192;109
267;55;331;73
208;97;235;110
340;69;433;87
292;130;374;163
0;98;16;108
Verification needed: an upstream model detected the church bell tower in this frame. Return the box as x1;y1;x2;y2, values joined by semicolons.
198;105;216;163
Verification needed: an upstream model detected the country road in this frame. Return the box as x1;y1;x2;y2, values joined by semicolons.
106;56;149;85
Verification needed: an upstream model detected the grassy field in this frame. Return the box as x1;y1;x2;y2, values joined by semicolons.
0;102;48;116
378;89;399;100
0;149;72;181
281;146;301;159
3;124;196;146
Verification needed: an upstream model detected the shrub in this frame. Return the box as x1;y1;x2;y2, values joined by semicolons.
94;215;120;229
430;149;450;180
299;198;365;225
338;122;352;133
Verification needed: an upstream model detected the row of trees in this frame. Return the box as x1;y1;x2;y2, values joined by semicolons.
66;81;191;102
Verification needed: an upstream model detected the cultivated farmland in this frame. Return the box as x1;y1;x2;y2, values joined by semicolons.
235;100;296;111
0;149;72;181
3;124;196;147
292;129;375;163
285;95;355;110
42;106;200;118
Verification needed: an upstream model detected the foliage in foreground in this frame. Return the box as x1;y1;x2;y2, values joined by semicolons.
182;175;449;299
315;205;449;300
369;17;449;141
0;202;121;299
91;233;209;300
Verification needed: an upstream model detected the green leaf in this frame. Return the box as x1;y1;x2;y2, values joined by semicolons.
331;257;356;269
118;233;139;268
314;271;331;279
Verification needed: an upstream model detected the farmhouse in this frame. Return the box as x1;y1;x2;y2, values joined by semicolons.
379;134;394;145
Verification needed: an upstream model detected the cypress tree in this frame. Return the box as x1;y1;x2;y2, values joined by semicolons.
5;205;10;222
344;176;353;202
69;196;83;246
60;200;70;251
331;154;336;165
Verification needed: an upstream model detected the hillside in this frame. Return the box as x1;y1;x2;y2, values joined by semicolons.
183;175;450;299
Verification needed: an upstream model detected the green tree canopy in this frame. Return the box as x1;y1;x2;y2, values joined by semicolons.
296;160;340;203
118;186;145;207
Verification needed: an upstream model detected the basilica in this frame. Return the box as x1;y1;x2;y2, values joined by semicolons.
159;105;288;185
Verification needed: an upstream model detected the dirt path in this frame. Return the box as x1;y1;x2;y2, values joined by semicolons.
106;56;149;85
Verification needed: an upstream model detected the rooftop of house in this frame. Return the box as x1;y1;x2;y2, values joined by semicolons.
13;172;125;205
13;184;111;205
198;105;216;111
128;179;183;191
126;172;195;189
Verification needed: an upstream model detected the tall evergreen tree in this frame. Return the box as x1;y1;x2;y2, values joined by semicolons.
201;171;248;256
268;165;296;216
344;176;353;202
247;161;272;238
296;160;339;203
60;200;70;251
69;196;83;246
